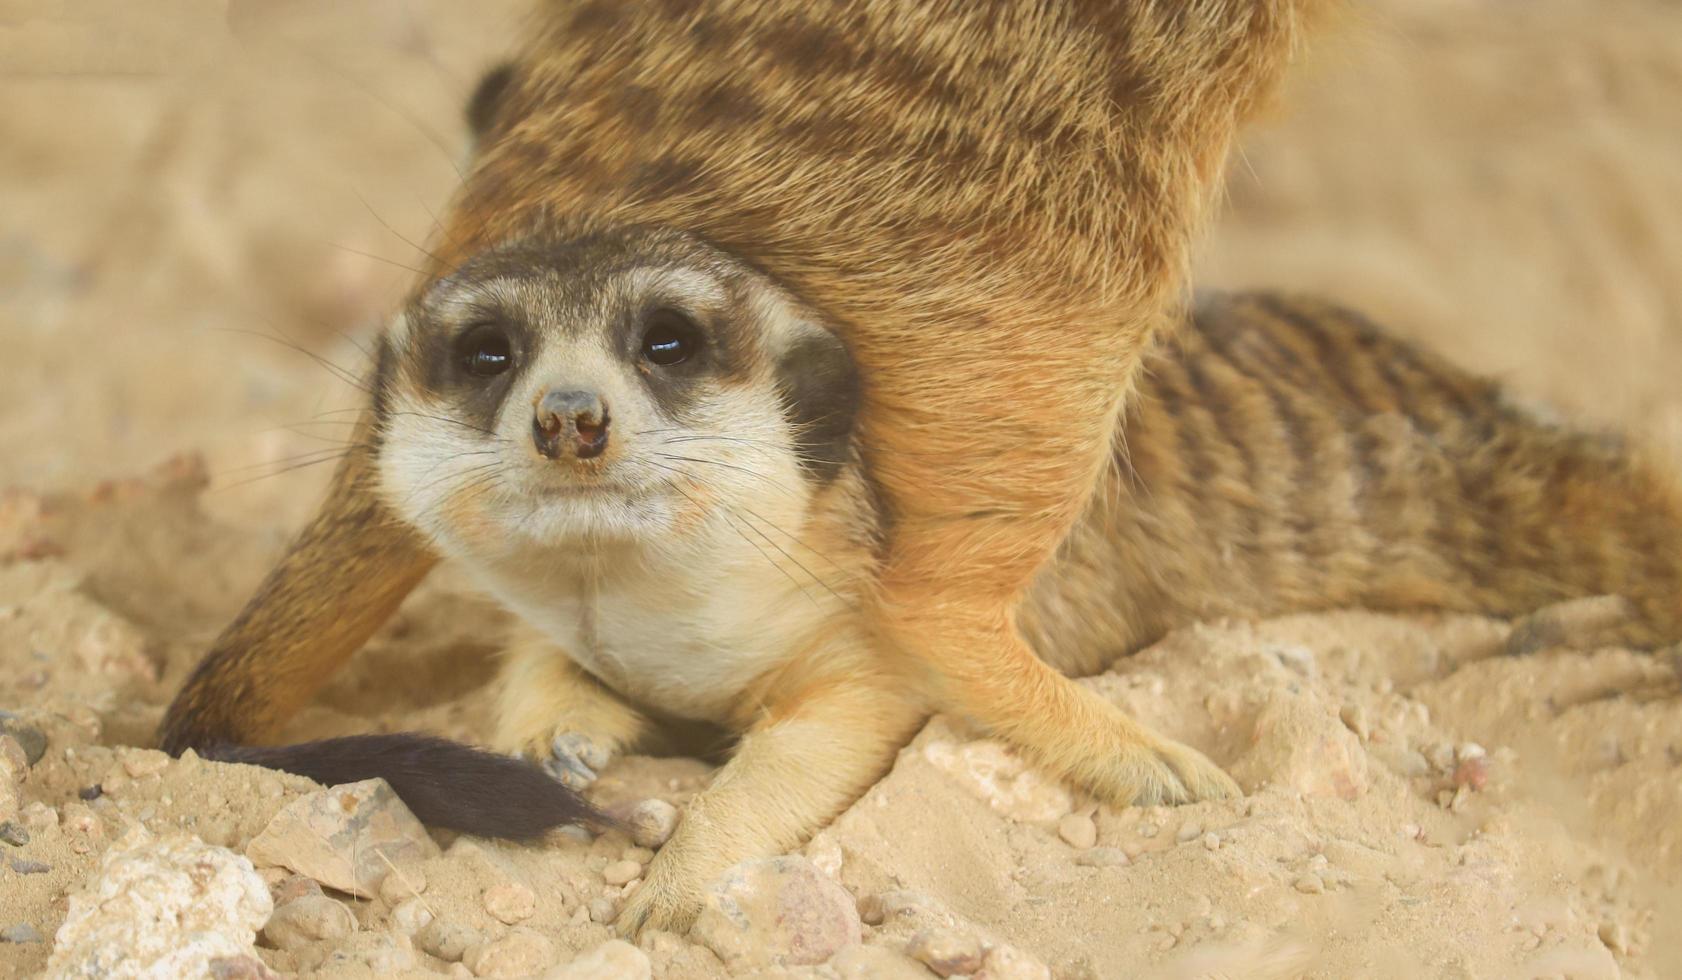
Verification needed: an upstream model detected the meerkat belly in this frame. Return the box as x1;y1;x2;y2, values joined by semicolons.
481;562;821;724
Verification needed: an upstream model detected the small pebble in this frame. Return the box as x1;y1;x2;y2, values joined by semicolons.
1202;833;1220;851
390;897;433;936
587;897;617;924
1176;822;1203;843
0;721;46;766
464;926;556;978
626;799;679;848
1452;757;1490;792
904;927;985;977
77;785;102;801
1056;812;1097;849
483;881;537;924
119;748;170;778
1;923;43;944
417;919;483;963
1338;705;1371;741
0;821;28;847
20;802;56;832
978;943;1052;980
602;859;641;886
262;894;357;950
1293;873;1325;894
1136;822;1159;839
10;859;50;874
1076;847;1130;868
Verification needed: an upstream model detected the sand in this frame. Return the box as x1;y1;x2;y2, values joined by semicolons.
3;1;1680;977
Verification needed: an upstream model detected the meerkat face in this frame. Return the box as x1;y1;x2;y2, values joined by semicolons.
374;228;859;561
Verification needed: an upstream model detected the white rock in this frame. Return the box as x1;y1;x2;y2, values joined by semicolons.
463;927;557;978
261;894;356;951
542;939;651;980
245;778;440;897
691;855;863;969
390;897;434;936
45;827;272;979
921;737;1073;822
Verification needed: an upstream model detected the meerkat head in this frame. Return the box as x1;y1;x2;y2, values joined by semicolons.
373;227;860;561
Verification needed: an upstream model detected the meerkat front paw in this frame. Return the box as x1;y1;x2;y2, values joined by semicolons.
1084;734;1240;807
613;854;706;939
537;730;615;789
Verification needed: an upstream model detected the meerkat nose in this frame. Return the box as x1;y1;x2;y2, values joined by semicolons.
533;388;610;460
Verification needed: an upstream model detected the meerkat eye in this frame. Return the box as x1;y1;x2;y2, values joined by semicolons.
456;323;514;378
641;310;702;367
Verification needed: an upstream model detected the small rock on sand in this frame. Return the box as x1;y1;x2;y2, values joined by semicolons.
417;918;483;963
542;939;651;980
691;855;862;969
1056;812;1097;849
0;718;47;766
626;799;678;848
483;881;537;924
2;923;44;944
975;944;1053;980
601;859;641;886
45;827;272;978
261;894;356;950
463;927;557;978
905;927;985;977
245;778;439;898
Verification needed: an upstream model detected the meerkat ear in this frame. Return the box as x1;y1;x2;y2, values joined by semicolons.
465;62;519;143
775;322;861;484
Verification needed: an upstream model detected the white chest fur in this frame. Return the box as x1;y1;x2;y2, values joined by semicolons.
468;528;836;723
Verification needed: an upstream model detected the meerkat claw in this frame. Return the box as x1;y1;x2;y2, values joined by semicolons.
542;732;613;790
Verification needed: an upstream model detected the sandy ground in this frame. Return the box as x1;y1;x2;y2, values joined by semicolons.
3;1;1681;977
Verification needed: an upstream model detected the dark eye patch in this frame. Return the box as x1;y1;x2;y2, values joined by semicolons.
775;328;860;484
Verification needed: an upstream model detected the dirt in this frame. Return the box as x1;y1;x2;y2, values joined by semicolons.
2;1;1680;977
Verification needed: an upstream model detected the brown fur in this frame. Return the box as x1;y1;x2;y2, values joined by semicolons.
1023;292;1682;672
156;0;1461;934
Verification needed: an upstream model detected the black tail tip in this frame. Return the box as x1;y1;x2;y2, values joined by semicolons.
198;733;619;840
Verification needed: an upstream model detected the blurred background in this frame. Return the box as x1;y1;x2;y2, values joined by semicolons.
4;0;1682;517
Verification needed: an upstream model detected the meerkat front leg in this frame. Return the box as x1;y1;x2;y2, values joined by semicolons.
492;631;654;789
614;666;926;938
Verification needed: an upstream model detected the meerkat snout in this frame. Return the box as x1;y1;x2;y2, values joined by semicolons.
533;388;609;459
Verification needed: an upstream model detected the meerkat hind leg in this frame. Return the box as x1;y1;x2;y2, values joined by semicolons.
493;638;653;790
882;601;1239;806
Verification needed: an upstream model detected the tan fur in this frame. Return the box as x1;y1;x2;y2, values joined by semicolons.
162;0;1376;934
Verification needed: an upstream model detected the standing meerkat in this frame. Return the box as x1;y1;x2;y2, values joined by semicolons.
156;0;1682;936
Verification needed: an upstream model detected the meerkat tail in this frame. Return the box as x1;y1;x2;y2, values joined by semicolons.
159;438;437;753
1025;291;1682;669
200;734;615;838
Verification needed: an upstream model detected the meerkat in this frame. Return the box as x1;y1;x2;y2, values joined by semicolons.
149;0;1514;935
